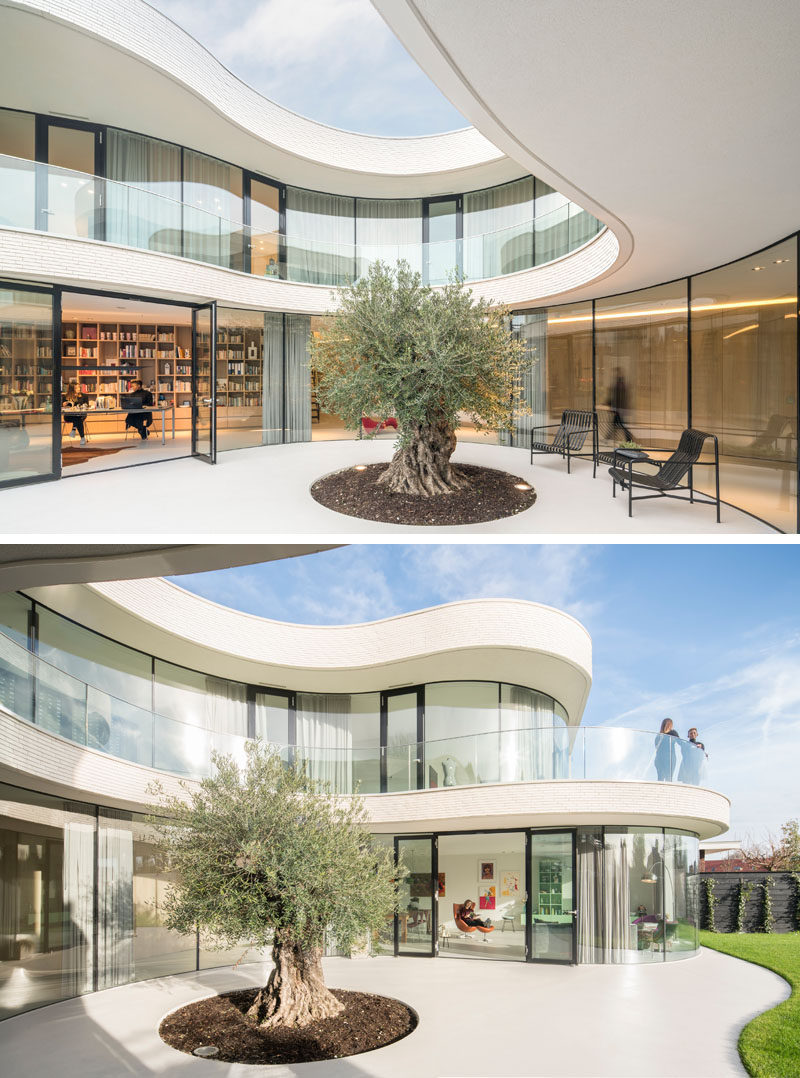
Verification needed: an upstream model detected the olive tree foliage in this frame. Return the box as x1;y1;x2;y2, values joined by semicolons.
310;261;532;495
147;742;398;1029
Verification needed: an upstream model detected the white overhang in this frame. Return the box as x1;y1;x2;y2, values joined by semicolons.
0;0;519;198
375;0;800;301
23;582;593;721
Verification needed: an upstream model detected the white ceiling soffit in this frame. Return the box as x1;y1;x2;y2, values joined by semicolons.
0;0;522;197
374;0;800;299
0;544;341;592
25;582;593;723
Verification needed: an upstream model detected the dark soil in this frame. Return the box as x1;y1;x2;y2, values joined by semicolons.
159;988;417;1065
310;462;537;525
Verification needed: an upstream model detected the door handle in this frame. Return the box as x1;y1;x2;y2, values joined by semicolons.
40;209;55;215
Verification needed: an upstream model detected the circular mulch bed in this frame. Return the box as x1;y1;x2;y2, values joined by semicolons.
310;462;536;525
159;988;417;1065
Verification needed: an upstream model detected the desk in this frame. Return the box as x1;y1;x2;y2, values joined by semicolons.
62;406;176;445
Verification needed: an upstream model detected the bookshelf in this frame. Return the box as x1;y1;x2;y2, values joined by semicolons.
215;323;264;428
537;858;563;915
0;320;53;411
61;320;194;432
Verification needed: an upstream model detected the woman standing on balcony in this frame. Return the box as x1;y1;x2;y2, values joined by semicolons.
654;718;679;781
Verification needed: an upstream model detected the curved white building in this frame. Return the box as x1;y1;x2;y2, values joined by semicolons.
0;0;796;530
0;558;730;1021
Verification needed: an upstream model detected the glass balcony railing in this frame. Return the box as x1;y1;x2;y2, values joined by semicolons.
0;154;604;286
0;630;709;792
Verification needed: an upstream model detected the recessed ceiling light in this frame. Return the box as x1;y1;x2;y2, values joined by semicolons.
752;266;765;271
773;258;790;265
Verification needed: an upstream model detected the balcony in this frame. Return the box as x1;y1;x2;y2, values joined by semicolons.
0;154;604;288
0;630;709;794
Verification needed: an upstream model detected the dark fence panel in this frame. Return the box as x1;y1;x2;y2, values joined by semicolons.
700;871;800;933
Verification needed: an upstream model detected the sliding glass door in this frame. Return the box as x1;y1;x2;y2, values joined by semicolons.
381;687;423;792
191;303;216;462
528;829;576;963
423;195;462;285
245;172;283;278
395;836;436;956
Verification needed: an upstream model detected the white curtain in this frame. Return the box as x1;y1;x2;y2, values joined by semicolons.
106;129;181;255
285;314;311;442
355;198;422;276
464;178;533;279
296;693;352;791
183;148;243;269
577;829;604;963
500;685;560;781
286;188;354;284
263;312;284;445
97;811;134;990
62;813;95;997
602;837;632;963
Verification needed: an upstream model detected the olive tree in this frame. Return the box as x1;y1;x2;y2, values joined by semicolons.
310;261;531;495
147;742;397;1029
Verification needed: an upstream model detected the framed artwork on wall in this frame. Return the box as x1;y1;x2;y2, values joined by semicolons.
478;859;495;882
438;872;446;897
500;868;521;899
479;884;496;910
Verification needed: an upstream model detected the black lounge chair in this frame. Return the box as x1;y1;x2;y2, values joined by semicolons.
530;409;598;475
594;406;637;467
609;428;720;521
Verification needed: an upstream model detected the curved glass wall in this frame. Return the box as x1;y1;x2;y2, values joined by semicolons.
0;107;604;287
513;235;800;532
576;826;699;965
0;598;709;792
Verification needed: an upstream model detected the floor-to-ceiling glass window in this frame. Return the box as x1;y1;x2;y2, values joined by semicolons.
529;830;575;962
246;175;282;277
355;198;422;277
423;197;460;285
285;313;311;442
0;108;35;229
438;832;525;961
395;836;434;956
595;281;688;452
285;188;354;285
576;826;700;965
105;129;182;256
0;285;54;488
182;150;243;270
463;178;533;280
691;237;798;532
0;783;95;1019
43;119;101;240
216;307;285;451
534;180;569;264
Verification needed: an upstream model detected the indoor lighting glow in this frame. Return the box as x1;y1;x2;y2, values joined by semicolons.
752;265;766;272
547;297;797;326
722;323;759;340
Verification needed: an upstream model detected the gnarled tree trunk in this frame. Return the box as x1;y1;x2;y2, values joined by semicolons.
246;934;343;1029
377;420;470;495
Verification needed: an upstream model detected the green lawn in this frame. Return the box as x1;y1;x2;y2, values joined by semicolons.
700;931;800;1078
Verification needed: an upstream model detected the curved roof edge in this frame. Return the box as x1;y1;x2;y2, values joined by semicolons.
24;582;593;724
1;0;523;197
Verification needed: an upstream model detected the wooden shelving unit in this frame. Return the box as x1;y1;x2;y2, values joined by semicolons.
0;320;53;411
61;320;193;433
215;324;264;426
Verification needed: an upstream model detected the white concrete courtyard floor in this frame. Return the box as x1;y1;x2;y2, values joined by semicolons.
1;440;778;536
0;950;789;1077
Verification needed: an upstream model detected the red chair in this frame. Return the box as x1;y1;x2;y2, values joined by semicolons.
453;903;494;938
361;416;398;434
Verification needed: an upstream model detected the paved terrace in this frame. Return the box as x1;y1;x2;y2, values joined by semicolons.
1;441;777;536
0;950;788;1077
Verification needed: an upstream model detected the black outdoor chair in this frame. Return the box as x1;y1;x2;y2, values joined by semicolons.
594;406;637;468
608;428;721;521
530;409;598;475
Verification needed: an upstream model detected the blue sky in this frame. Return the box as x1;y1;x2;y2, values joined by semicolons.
170;544;800;842
147;0;466;135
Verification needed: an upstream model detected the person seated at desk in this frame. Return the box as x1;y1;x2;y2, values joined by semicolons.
62;381;89;445
122;379;153;440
